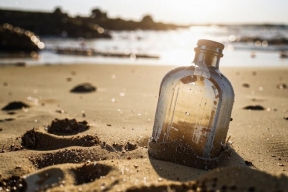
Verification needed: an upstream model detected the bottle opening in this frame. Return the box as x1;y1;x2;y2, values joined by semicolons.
197;39;224;50
195;39;224;56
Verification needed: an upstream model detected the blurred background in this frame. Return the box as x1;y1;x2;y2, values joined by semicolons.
1;0;288;67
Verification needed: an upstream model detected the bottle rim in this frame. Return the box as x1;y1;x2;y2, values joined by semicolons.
197;39;224;50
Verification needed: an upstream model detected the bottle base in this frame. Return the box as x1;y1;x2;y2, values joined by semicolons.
148;140;229;170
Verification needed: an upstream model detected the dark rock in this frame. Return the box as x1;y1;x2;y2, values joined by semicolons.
243;105;265;110
70;83;96;93
245;160;253;166
0;23;40;52
1;101;30;111
242;83;250;88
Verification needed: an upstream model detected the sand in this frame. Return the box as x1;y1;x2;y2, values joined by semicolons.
0;63;288;191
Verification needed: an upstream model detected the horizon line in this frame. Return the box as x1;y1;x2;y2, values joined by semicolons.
1;6;288;26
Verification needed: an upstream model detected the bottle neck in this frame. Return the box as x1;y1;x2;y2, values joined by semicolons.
193;46;223;68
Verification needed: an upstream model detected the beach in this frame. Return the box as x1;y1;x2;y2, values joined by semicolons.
0;63;288;191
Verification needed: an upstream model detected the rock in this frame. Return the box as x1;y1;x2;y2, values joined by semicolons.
242;83;250;88
70;83;96;93
243;105;265;110
0;23;41;52
1;101;30;111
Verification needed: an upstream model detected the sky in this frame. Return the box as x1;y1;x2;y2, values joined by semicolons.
0;0;288;25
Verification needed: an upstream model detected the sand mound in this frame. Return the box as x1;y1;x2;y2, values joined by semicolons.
21;128;99;150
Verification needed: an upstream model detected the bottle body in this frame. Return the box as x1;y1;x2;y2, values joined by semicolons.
148;40;234;169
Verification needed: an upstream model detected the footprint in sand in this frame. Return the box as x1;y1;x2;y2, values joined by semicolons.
19;118;96;150
29;140;139;169
21;128;100;150
72;162;112;185
1;118;140;191
0;162;113;192
21;119;138;168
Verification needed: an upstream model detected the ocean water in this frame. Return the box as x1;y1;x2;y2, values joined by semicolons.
1;25;288;67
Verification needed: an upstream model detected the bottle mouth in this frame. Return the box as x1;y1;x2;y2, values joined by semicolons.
194;45;223;57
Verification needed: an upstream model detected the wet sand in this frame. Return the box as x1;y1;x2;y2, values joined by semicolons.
0;64;288;191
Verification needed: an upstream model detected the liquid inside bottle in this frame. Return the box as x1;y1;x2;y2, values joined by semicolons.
148;39;234;169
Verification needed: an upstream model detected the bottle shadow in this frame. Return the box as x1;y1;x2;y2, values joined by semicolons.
148;146;257;182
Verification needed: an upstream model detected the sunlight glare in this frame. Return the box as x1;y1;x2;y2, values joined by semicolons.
254;40;261;47
262;40;268;47
227;44;234;51
228;35;236;41
37;42;45;49
97;27;105;34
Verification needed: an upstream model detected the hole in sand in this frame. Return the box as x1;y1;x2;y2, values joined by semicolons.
72;162;112;185
47;118;89;135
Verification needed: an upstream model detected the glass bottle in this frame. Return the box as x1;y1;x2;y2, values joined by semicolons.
148;39;234;169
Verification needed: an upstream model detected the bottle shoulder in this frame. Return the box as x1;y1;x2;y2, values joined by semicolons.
159;66;188;88
160;66;234;97
210;71;234;93
161;66;194;83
